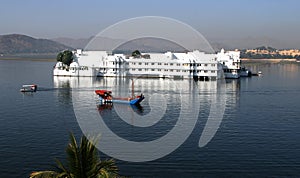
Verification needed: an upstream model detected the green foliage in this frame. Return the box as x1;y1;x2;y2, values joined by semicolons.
56;52;63;62
132;50;141;57
57;50;73;66
30;133;119;178
62;50;74;66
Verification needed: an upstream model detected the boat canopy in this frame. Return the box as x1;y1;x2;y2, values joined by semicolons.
95;90;112;95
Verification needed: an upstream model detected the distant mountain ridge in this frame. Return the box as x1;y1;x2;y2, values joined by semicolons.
1;34;298;56
51;37;92;49
52;37;187;53
52;36;299;52
0;34;72;55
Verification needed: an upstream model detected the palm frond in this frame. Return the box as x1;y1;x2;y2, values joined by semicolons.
98;159;119;177
30;132;119;178
29;171;60;178
66;133;82;177
55;158;72;178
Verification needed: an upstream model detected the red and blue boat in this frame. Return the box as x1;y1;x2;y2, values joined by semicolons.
95;80;144;105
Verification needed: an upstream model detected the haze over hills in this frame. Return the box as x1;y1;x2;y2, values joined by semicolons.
52;37;187;53
51;37;92;49
0;33;298;57
0;34;71;55
52;36;298;52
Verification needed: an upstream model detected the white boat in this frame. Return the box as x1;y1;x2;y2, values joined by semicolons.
239;67;252;77
20;84;37;92
223;69;240;79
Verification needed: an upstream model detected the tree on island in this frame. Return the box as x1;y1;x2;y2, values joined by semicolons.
57;50;74;66
131;50;141;57
30;133;119;178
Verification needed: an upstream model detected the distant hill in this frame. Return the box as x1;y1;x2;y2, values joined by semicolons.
254;46;276;51
0;34;72;55
113;37;187;53
51;37;92;49
52;36;189;53
52;35;298;53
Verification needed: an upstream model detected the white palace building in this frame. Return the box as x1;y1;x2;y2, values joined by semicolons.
53;49;241;80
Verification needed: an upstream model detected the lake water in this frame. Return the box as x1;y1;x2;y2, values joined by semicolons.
0;60;300;177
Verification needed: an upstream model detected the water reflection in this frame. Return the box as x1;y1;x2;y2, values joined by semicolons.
53;76;240;158
53;76;240;126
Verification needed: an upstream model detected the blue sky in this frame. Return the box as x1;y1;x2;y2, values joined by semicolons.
1;0;300;44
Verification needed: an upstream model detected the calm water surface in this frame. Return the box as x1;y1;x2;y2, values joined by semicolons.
0;60;300;177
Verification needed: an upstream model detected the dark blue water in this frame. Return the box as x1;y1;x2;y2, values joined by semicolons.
0;60;300;177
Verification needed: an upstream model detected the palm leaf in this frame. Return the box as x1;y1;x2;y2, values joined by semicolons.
30;132;119;178
29;171;60;178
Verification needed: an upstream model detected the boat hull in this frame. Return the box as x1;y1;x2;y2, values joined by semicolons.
20;84;37;92
224;72;240;79
99;95;145;105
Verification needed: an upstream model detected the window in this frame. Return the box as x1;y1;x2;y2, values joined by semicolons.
204;64;208;66
204;70;208;73
177;64;181;66
211;71;215;73
151;69;155;71
158;69;161;71
158;63;162;65
170;69;173;72
164;69;168;71
151;63;155;65
138;69;142;71
170;63;173;66
138;62;142;65
164;63;168;65
176;70;180;72
211;64;216;67
145;63;148;65
145;68;148;71
132;68;136;71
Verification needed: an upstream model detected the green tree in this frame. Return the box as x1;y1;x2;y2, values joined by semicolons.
131;50;141;57
30;133;119;178
57;50;74;66
62;50;74;66
56;52;63;62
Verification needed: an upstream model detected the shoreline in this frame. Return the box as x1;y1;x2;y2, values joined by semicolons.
241;58;299;63
0;56;56;62
0;58;56;62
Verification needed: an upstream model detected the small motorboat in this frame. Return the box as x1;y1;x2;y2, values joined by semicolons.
20;84;37;92
95;79;144;105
